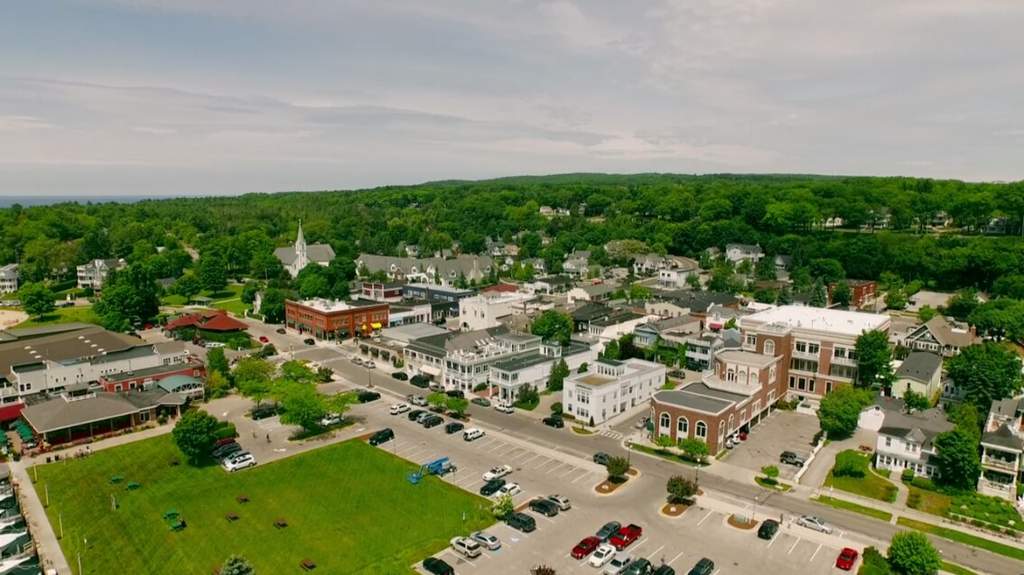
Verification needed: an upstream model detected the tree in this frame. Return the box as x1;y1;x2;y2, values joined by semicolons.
885;283;908;310
221;555;255;575
577;362;589;373
946;342;1023;412
172;409;221;464
19;282;55;318
761;465;780;480
901;390;930;412
197;254;227;293
206;370;231;399
628;284;652;301
234;357;275;407
666;475;698;504
855;330;895;389
602;339;620;360
260;288;286;323
172;273;201;299
945;288;979;321
932;428;981;491
678;438;708;463
655;434;676;450
776;285;793;305
447;396;469;417
277;383;327;432
240;281;260;304
605;456;630;480
917;305;937;323
530;310;573;346
547;359;570;392
831;281;852;308
280;360;316;383
206;347;230;378
427;392;449;411
809;277;828;308
887;531;940;575
818;386;871;440
491;494;514;519
94;265;161;331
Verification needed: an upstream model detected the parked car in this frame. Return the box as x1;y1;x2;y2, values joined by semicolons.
223;453;256;472
410;375;431;388
212;442;241;459
389;403;410;415
482;464;513;482
687;558;714;575
463;428;485;441
835;547;859;571
494;403;515;414
422;557;454;575
303;338;315;345
529;498;560;517
422;415;443;428
415;411;433;424
505;511;536;533
623;558;653;575
796;515;833;534
275;327;286;334
357;390;381;403
596;520;621;541
593;452;610;465
757;519;780;540
589;544;616;567
445;389;465;398
780;451;806;467
546;494;571;511
250;404;278;420
407;409;426;421
497;482;521;497
470;531;501;551
479;479;506;497
449;536;482;559
572;536;602;559
391;371;408;381
410;395;429;407
635;416;649;429
652;566;676;575
445;422;465;434
352;356;363;366
258;335;269;343
319;413;343;427
609;524;642;550
542;416;564;428
604;552;633;575
364;360;376;369
470;397;491;407
368;428;394;446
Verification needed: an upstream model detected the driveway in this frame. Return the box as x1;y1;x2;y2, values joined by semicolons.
723;410;820;480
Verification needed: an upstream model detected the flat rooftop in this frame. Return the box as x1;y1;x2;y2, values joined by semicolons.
288;298;384;313
717;349;777;367
742;305;888;336
575;373;616;387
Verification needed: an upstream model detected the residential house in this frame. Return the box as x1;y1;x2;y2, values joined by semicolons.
587;310;657;346
564;358;666;426
566;282;616;305
458;291;535;331
977;396;1023;500
774;255;793;273
523;275;573;295
0;265;17;295
725;244;764;265
562;250;591;278
656;291;740;317
356;254;493;287
274;222;336;278
875;408;953;479
892;352;943;400
633;315;702;350
682;329;742;370
900;316;978;357
525;258;547;276
571;303;612;333
76;258;125;291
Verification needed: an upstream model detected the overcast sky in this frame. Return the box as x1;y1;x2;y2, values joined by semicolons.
1;1;1022;197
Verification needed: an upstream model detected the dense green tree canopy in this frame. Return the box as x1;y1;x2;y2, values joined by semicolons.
946;342;1023;412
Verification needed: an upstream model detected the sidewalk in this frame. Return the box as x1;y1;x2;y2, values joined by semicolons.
9;461;72;575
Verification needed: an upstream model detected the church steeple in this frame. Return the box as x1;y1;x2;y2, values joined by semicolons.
295;220;307;258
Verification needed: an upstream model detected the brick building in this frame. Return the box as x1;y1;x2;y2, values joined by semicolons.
828;279;878;309
97;360;206;393
285;298;389;340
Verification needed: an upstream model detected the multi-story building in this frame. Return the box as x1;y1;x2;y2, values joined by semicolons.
892;352;943;400
724;243;763;265
359;282;404;303
0;264;18;294
458;291;535;331
76;258;125;290
387;301;432;327
828;279;878;309
564;358;665;426
488;340;597;403
681;329;742;370
978;396;1023;500
403;326;542;392
355;254;493;287
587;311;657;345
739;305;890;403
284;298;389;340
875;408;953;479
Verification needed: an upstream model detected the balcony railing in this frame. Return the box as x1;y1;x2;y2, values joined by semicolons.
982;455;1020;472
792;350;820;360
830;355;857;366
977;477;1014;494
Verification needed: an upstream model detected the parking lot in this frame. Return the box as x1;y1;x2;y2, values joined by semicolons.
723;411;820;480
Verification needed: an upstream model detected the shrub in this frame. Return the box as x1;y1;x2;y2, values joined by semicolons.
761;465;780;479
551;402;563;415
911;477;937;491
833;450;868;478
214;422;237;440
666;475;698;504
760;476;778;486
606;456;630;480
859;546;892;575
157;414;168;425
901;468;915;483
473;383;488;392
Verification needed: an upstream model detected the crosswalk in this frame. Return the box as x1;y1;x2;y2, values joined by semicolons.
598;429;624;440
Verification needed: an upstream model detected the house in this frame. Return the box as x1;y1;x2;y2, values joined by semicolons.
566;282;616;305
488;340;597;403
633;253;666;276
587;311;656;345
683;329;742;370
571;303;612;333
633;315;702;350
900;316;978;357
564;358;665;426
892;352;942;400
0;265;17;295
562;250;591;278
523;275;573;294
774;255;793;272
656;291;740;316
274;222;336;278
284;298;389;340
875;408;953;479
458;291;535;331
76;258;125;290
725;244;764;265
977;396;1023;500
163;309;249;336
858;396;906;432
356;254;493;287
525;258;547;276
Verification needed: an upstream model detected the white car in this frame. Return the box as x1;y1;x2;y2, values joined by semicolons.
320;413;343;427
497;482;521;496
796;515;833;534
449;536;482;559
482;464;513;482
546;494;571;511
222;453;256;472
463;428;485;442
470;531;501;551
603;552;632;575
589;544;616;567
494;403;514;414
410;395;428;407
389;403;410;415
365;360;376;369
352;357;363;366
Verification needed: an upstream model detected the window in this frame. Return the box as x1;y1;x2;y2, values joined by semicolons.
695;421;707;440
746;334;756;346
718;421;725;441
677;417;688;436
726;369;736;382
728;415;735;433
764;340;775;356
885;437;892;447
659;413;670;429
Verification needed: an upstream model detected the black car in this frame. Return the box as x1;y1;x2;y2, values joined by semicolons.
303;338;315;345
357;390;381;403
624;559;653;575
780;451;806;467
410;375;430;388
528;498;559;517
542;416;564;428
407;409;426;421
506;512;536;533
479;478;506;496
250;404;279;420
368;428;394;446
593;452;610;465
652;566;676;575
445;422;465;434
758;519;780;540
445;389;465;399
391;371;408;381
422;415;444;428
422;557;454;575
687;558;714;575
275;327;286;334
212;442;241;459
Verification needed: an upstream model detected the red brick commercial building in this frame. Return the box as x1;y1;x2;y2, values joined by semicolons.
285;298;389;341
97;360;206;393
828;279;878;309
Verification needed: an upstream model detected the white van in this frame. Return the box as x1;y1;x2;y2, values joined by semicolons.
450;536;482;558
462;428;485;442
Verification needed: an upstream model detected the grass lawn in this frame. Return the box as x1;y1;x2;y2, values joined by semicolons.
630;444;706;468
15;306;101;328
906;484;951;516
813;495;892;521
825;452;898;503
895;517;1024;562
212;297;249;316
160;294;187;306
941;562;978;575
34;436;493;574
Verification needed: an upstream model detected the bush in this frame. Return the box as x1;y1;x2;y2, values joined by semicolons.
214;422;238;440
911;477;937;491
473;383;488;392
606;456;630;480
761;465;780;479
901;468;915;483
551;402;563;415
833;451;868;478
157;414;168;425
859;546;892;575
760;476;778;486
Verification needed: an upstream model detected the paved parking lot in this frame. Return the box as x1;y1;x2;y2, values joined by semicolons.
723;410;820;480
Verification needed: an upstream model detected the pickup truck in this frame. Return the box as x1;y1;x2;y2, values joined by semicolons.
609;524;642;550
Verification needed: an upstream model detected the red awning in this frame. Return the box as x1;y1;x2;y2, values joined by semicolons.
0;403;25;423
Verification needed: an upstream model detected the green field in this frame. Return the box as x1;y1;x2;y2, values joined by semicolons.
34;436;493;574
15;306;101;328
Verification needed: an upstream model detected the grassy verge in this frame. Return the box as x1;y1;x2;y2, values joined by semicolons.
15;306;101;328
941;561;978;575
906;483;951;516
896;517;1024;561
571;426;594;435
813;495;892;521
755;476;792;492
630;444;706;468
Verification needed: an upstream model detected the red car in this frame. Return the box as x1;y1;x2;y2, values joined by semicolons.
835;547;859;571
259;336;269;343
571;536;601;559
609;523;642;550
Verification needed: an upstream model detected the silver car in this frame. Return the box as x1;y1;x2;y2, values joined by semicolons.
603;552;632;575
796;515;833;534
470;531;501;551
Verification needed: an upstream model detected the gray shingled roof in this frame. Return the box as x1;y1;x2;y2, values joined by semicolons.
21;391;183;434
878;408;953;449
275;243;335;265
982;424;1024;451
895;352;942;383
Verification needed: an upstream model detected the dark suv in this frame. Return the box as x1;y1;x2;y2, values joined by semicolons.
422;415;444;428
422;557;454;575
528;498;560;517
758;519;780;540
445;422;465;434
479;479;505;497
687;558;714;575
250;404;278;420
593;452;610;465
357;390;381;403
368;428;394;446
780;451;806;467
506;512;536;533
542;416;564;428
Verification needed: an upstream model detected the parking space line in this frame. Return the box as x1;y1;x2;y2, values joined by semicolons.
631;538;649;553
809;544;822;562
697;510;714;526
520;453;542;466
571;470;593;484
558;465;579;478
766;534;780;549
788;538;801;554
487;441;506;453
541;459;564;473
668;551;684;565
648;544;665;560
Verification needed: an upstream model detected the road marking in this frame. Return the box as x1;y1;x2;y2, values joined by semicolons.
668;551;684;565
520;453;542;466
766;534;780;549
487;441;506;453
571;470;593;484
648;544;665;560
697;510;714;526
809;544;822;562
631;538;648;552
559;466;579;478
788;538;801;554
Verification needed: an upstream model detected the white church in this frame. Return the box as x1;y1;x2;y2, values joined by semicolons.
274;221;336;277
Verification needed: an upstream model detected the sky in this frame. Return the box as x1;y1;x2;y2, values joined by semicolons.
1;1;1022;197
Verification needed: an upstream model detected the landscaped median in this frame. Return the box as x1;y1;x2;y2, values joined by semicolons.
812;495;892;522
895;517;1024;562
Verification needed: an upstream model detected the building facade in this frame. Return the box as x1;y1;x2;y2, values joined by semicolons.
458;292;534;331
284;298;389;340
563;358;665;426
360;282;404;303
76;258;125;290
892;352;942;400
489;340;597;402
875;409;953;479
0;264;18;294
978;397;1023;500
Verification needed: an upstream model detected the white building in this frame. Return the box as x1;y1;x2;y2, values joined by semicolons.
587;311;658;346
892;352;942;400
388;301;433;327
403;327;542;392
274;222;336;278
488;340;598;403
875;408;953;479
563;358;666;426
458;291;534;331
566;283;616;305
0;264;18;294
978;396;1024;500
76;258;125;290
724;243;764;265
